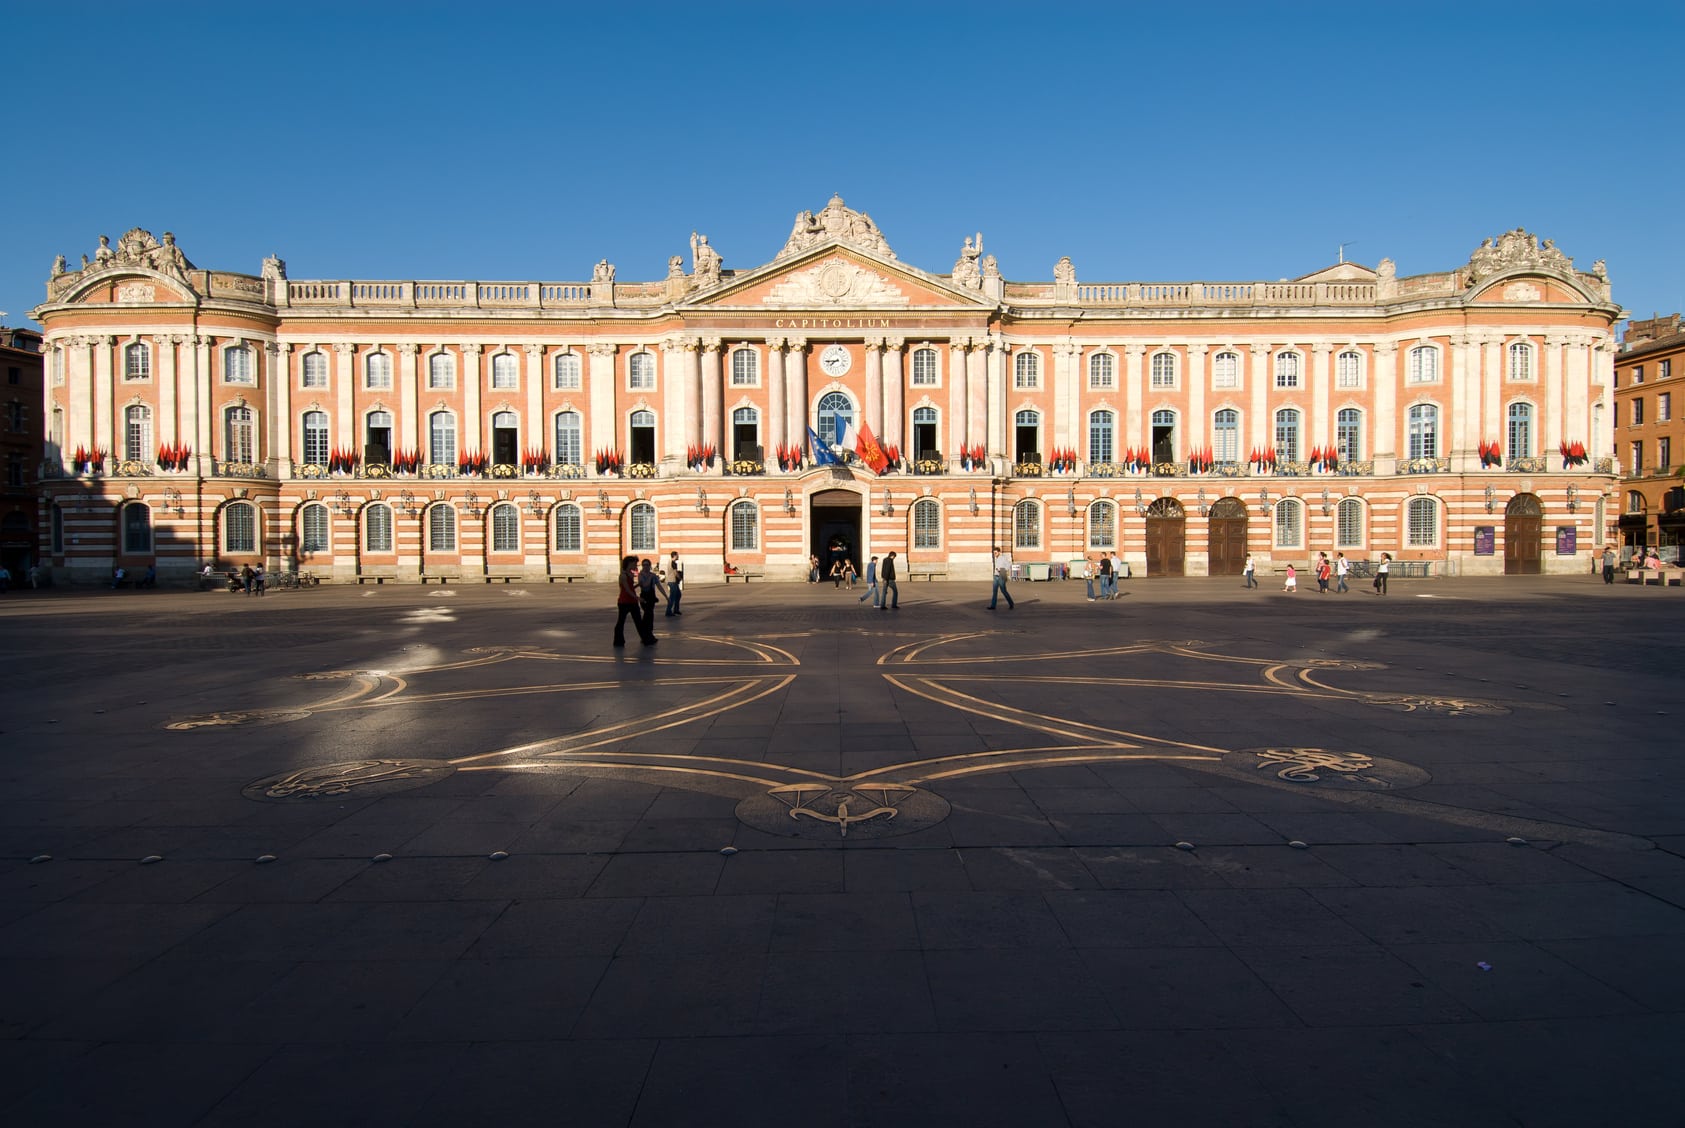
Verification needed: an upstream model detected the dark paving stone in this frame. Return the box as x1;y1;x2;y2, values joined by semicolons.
1390;939;1645;1021
1;1041;273;1127
1044;889;1225;948
1231;943;1477;1026
1079;946;1300;1029
633;1035;849;1128
1176;887;1372;946
619;893;776;954
924;947;1116;1031
770;892;920;952
757;949;936;1034
912;891;1070;949
1039;1030;1294;1127
573;952;765;1037
846;1032;1069;1127
196;1042;460;1128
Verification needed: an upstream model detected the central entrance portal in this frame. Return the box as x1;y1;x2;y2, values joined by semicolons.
810;487;863;580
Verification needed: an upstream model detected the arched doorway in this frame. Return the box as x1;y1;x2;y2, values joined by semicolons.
810;487;862;578
1207;496;1248;576
1145;496;1186;577
1504;493;1542;575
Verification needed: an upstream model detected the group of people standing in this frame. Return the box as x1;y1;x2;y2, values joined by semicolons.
1262;551;1389;594
856;552;899;609
1081;552;1128;601
613;551;683;647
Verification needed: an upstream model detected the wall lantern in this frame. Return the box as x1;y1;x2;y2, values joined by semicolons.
596;489;611;517
524;490;544;518
160;487;185;518
1484;484;1496;513
1257;488;1272;515
398;489;420;517
880;489;893;517
462;489;483;518
1134;487;1146;516
331;490;354;517
695;486;709;514
1067;487;1078;517
1566;483;1579;513
1320;487;1331;515
784;487;797;515
969;487;979;516
1196;487;1208;516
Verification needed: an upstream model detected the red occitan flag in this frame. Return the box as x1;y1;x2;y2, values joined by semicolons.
857;423;890;474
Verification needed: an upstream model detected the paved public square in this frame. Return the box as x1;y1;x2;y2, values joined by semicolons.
1;572;1682;1127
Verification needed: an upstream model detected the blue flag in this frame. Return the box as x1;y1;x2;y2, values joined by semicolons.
807;426;840;466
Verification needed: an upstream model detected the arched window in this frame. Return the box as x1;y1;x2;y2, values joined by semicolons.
911;348;938;386
1408;346;1439;383
1336;408;1362;462
1275;351;1301;389
629;500;656;553
732;406;759;461
300;503;329;553
1089;352;1115;389
1014;409;1040;463
1213;409;1240;464
429;411;457;466
1507;402;1534;459
223;344;254;384
628;352;655;390
365;503;393;552
553;504;582;552
817;391;854;447
628;409;655;465
491;410;519;466
122;502;152;554
729;500;758;552
1212;351;1239;388
491;353;518;390
1335;498;1364;549
302;351;328;388
302;411;329;467
1626;490;1645;514
1274;408;1300;464
428;504;456;551
1274;497;1303;548
1013;499;1042;549
223;501;257;553
1151;409;1177;464
731;348;758;386
1014;352;1039;389
912;406;938;459
365;411;393;465
225;405;255;463
1336;350;1362;388
1406;496;1438;547
1089;499;1116;549
554;411;583;467
124;404;152;462
490;502;520;552
365;352;392;389
1507;342;1534;381
124;342;150;381
1151;351;1176;389
1089;410;1115;463
912;498;941;549
1407;404;1439;459
553;352;581;390
428;352;454;390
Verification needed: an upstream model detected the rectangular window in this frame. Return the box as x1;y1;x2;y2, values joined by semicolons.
1409;347;1438;384
1150;352;1175;389
491;354;518;390
1661;359;1672;380
1014;502;1041;550
554;507;581;552
912;349;939;386
365;353;391;389
224;346;254;384
1631;441;1643;472
430;507;457;552
51;350;65;385
1407;500;1437;547
1088;353;1114;390
1659;392;1671;422
1336;500;1363;548
912;501;941;549
225;505;256;553
1336;351;1361;388
1088;503;1115;549
730;503;758;552
1212;353;1238;389
554;353;582;390
1632;366;1644;384
731;349;758;386
302;352;328;388
1274;352;1300;389
366;506;393;552
302;506;328;553
628;353;655;390
1659;436;1671;471
1633;399;1645;425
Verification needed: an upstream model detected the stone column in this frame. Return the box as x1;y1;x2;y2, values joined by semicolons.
1480;334;1502;454
1310;343;1331;457
192;334;213;473
156;334;179;450
334;343;356;454
680;337;702;453
986;333;1006;459
701;338;723;457
948;339;968;457
398;343;420;457
786;338;808;453
1449;334;1473;461
587;344;617;456
1372;342;1398;460
966;339;988;452
661;338;689;460
66;335;93;455
766;337;786;456
92;336;114;457
1123;344;1146;454
1564;332;1590;454
461;344;483;460
1248;345;1270;454
1544;333;1566;453
864;337;883;437
525;344;545;456
272;343;292;475
883;338;905;451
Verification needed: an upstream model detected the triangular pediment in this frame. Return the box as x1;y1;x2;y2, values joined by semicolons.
1294;262;1378;283
685;243;994;311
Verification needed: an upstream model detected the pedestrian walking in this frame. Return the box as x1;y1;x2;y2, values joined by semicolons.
637;558;666;640
859;555;880;606
986;545;1015;610
1282;563;1297;593
1601;545;1616;585
1315;553;1331;594
1373;552;1390;595
1083;556;1096;601
254;563;266;596
664;551;684;616
614;555;656;647
1335;552;1350;593
1243;553;1257;589
1098;552;1114;599
880;551;899;610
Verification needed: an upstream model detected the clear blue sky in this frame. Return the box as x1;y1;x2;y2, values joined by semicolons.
6;1;1682;330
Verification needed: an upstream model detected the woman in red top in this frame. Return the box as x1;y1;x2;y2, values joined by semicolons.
614;554;655;647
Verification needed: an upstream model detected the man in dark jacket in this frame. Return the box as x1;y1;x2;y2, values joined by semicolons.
880;551;899;610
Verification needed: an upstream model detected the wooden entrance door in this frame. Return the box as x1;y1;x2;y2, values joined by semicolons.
1504;494;1542;575
1206;497;1248;576
1144;497;1186;577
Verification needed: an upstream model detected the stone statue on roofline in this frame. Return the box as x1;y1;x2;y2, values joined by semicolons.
952;233;983;290
775;194;895;260
690;232;722;286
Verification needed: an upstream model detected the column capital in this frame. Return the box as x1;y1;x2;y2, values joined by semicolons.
1123;343;1147;359
332;342;355;356
1311;342;1332;355
524;343;545;359
785;337;808;352
459;343;483;359
864;336;884;350
396;342;420;357
884;336;905;351
764;336;787;351
701;337;723;353
1373;341;1397;356
587;342;618;358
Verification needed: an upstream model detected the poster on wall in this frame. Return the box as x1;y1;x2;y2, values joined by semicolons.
1556;526;1577;555
1474;526;1495;556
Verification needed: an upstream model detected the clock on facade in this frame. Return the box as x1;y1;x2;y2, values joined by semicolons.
819;344;851;377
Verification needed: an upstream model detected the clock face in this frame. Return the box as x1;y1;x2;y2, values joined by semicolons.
820;345;851;378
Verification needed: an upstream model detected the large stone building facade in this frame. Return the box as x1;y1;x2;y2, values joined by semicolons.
32;199;1621;585
2;323;45;579
1613;313;1685;559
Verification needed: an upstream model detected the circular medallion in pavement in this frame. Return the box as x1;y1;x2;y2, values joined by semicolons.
1362;693;1509;717
243;758;456;801
736;783;950;840
1227;747;1429;791
167;709;313;730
